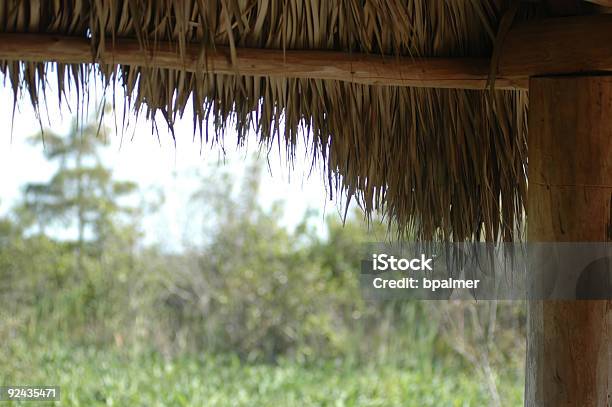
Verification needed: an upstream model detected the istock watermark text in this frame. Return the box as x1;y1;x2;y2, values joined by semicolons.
371;253;433;272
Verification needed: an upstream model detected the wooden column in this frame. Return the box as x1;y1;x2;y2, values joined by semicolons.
526;76;612;406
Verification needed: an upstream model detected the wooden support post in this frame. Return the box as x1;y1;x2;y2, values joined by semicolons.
527;76;612;406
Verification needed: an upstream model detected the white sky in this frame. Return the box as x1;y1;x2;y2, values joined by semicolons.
0;75;346;251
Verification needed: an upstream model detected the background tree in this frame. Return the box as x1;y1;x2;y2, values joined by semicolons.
18;111;138;267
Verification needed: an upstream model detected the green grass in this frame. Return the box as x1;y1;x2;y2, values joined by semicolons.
1;341;522;407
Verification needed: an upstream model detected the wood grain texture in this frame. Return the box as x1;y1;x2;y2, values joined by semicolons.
526;76;612;407
0;14;611;90
529;76;612;242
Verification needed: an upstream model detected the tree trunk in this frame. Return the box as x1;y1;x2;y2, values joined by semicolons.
76;138;85;272
526;76;612;406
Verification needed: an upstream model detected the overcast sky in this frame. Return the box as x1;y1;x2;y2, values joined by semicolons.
0;75;344;250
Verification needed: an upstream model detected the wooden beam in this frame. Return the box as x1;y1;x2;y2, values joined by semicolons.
526;76;612;406
0;15;611;91
498;14;612;82
0;33;516;90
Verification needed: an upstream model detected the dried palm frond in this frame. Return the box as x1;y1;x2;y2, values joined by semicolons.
0;0;543;241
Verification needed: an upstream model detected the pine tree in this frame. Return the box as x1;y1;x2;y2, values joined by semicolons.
20;111;137;268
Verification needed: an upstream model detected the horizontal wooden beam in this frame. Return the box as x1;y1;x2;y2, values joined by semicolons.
498;14;612;81
0;33;516;90
0;14;611;91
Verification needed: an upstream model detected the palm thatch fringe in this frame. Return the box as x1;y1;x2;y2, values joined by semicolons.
0;0;543;241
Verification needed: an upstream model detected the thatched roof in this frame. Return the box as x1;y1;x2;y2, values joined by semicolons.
0;0;549;241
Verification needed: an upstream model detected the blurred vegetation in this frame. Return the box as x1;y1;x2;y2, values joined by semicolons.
1;342;522;407
0;113;526;406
